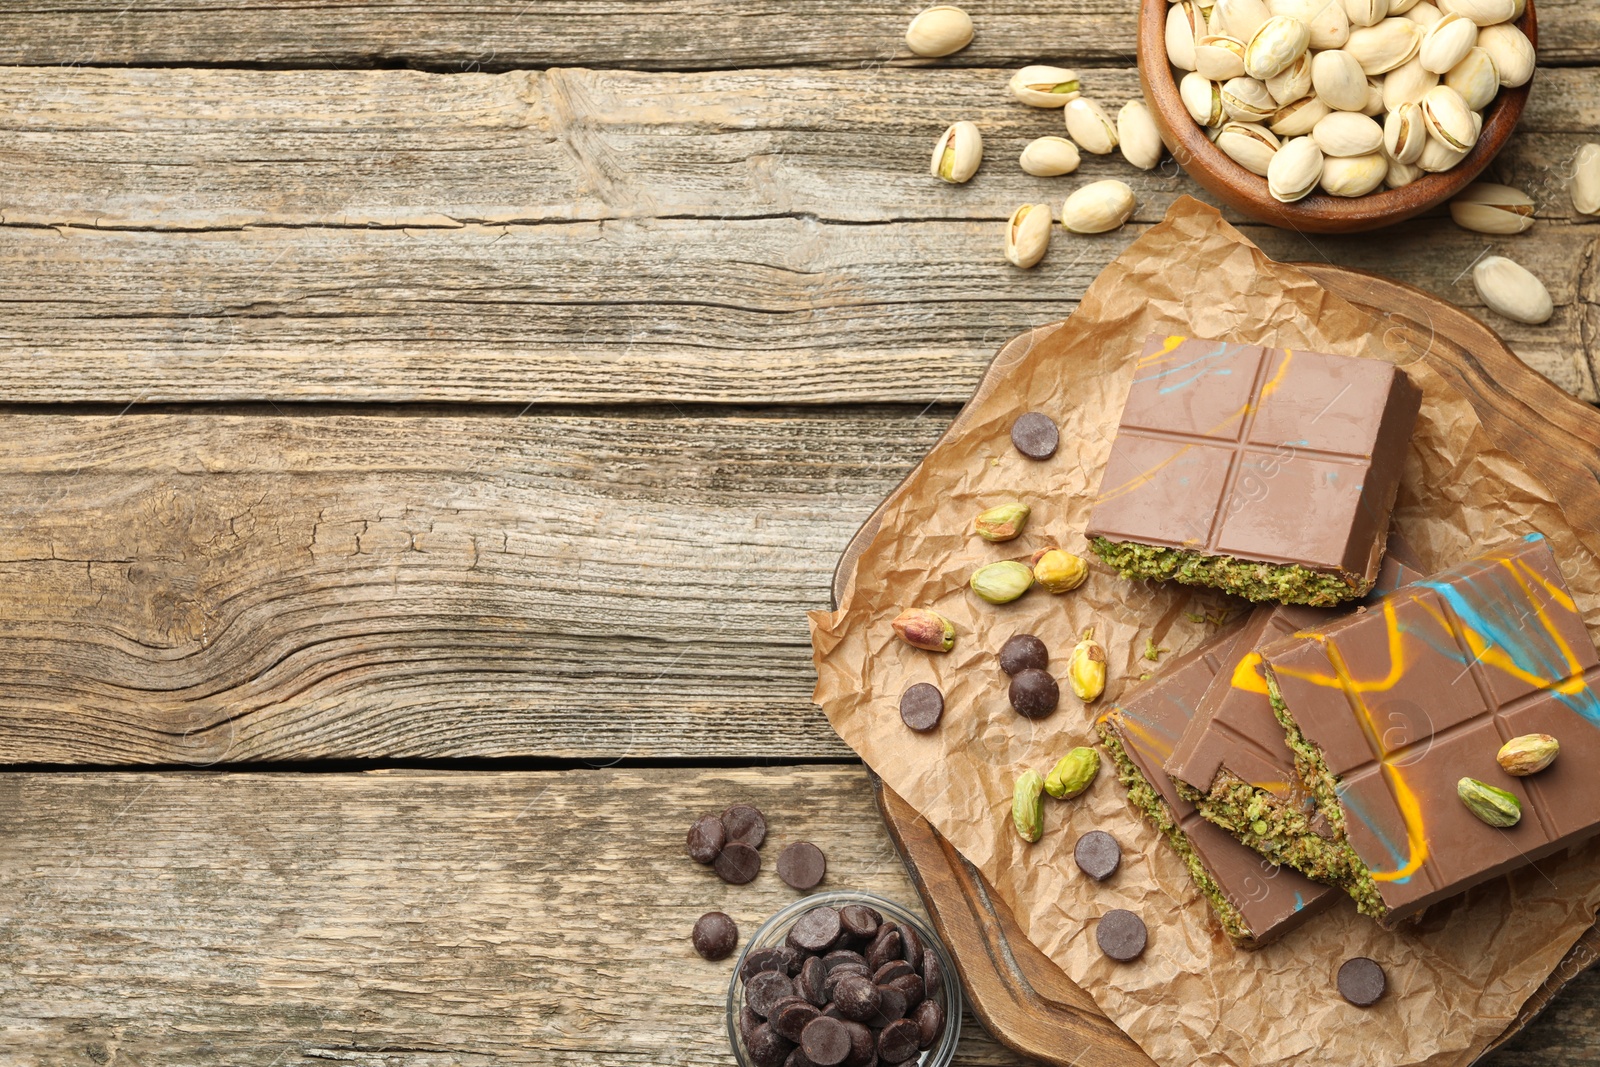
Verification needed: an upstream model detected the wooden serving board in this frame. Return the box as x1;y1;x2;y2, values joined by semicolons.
830;264;1600;1066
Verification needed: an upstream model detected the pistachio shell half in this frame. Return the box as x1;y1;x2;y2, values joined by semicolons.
931;121;983;183
1217;120;1283;174
1312;47;1369;110
1320;151;1388;195
1472;255;1553;324
1449;182;1535;234
1572;143;1600;216
1346;17;1422;74
1419;11;1478;73
1117;100;1165;170
1008;65;1082;107
1268;134;1325;200
1476;22;1534;87
1018;136;1082;176
1245;14;1313;80
905;5;975;57
1064;97;1120;155
1383;101;1428;163
1004;203;1053;268
1312;110;1385;156
1061;179;1138;234
1196;33;1249;80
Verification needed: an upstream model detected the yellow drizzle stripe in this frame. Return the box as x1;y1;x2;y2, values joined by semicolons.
1230;651;1270;695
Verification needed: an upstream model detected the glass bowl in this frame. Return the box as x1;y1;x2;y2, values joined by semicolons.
725;889;962;1067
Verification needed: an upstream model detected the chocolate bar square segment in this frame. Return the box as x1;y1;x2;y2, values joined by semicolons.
1086;334;1422;606
1096;623;1339;948
1257;534;1600;925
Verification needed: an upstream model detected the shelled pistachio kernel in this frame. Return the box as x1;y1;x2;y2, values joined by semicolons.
1449;182;1534;234
905;5;974;57
931;121;983;183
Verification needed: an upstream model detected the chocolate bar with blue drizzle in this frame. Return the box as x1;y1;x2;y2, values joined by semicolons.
1256;534;1600;924
1085;335;1421;606
1097;622;1340;948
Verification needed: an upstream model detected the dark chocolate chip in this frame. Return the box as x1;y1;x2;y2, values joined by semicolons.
899;924;924;971
746;970;796;1018
921;951;944;1000
1095;909;1147;962
911;997;945;1049
899;682;945;731
1074;830;1122;881
784;1048;821;1067
789;906;843;953
774;1000;823;1043
1011;411;1059;460
715;841;762;885
820;1003;843;1020
830;973;881;1022
873;959;913;984
798;955;828;1006
877;1018;921;1063
1338;957;1386;1006
775;945;804;976
842;1021;876;1067
823;949;868;972
1009;668;1060;719
887;973;924;1010
778;841;828;891
723;804;768;848
686;813;726;864
742;947;788;981
867;985;907;1027
799;1016;853;1066
823;965;869;1000
865;929;902;971
691;911;738;961
748;1023;795;1067
741;1005;764;1042
768;994;811;1020
838;906;881;943
999;634;1050;675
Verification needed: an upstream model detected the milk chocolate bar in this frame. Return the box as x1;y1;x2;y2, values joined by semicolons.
1161;546;1424;889
1086;335;1421;606
1258;534;1600;924
1097;625;1339;947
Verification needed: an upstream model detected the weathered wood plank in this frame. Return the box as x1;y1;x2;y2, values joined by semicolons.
0;409;954;765
2;213;1593;403
0;766;1031;1064
0;766;1589;1064
2;1;1597;70
1;65;1594;403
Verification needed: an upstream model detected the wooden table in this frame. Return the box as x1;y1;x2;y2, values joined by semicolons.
0;4;1596;1064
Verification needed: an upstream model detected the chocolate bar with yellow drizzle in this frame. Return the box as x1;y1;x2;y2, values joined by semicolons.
1085;335;1421;606
1256;534;1600;924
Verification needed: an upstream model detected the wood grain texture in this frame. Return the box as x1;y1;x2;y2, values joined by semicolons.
2;65;1595;403
0;766;1032;1065
0;410;952;765
1;1;1598;69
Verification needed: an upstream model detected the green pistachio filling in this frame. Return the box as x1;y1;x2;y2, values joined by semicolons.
1089;537;1371;606
1097;721;1258;946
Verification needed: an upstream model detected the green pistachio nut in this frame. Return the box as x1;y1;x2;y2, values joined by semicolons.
1457;777;1522;828
1043;746;1101;800
973;502;1032;542
970;560;1034;604
1012;768;1045;843
891;608;956;652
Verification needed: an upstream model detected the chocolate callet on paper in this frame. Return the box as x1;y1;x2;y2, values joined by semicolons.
1085;335;1422;606
1260;534;1600;924
1098;620;1339;947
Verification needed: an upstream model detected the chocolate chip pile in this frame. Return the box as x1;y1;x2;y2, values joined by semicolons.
736;903;947;1067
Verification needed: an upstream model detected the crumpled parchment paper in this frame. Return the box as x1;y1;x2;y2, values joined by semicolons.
809;197;1600;1067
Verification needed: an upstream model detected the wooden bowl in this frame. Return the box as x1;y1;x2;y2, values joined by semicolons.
1137;0;1537;233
